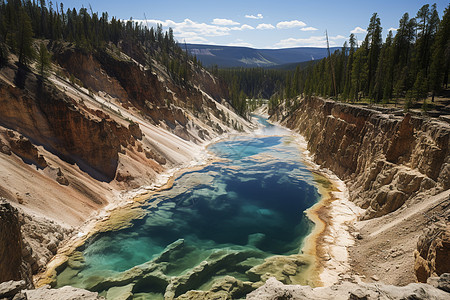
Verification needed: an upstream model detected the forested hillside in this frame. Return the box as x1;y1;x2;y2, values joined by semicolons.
0;0;201;82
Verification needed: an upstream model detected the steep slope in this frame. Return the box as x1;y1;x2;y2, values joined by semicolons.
270;97;449;284
0;42;252;284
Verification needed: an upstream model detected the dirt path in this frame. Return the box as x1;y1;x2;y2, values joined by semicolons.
349;189;450;285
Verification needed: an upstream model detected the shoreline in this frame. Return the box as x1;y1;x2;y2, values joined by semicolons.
34;134;226;287
291;132;363;287
35;118;361;290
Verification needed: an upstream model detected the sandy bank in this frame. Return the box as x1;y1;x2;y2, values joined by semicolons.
292;133;363;287
36;117;360;290
34;135;225;287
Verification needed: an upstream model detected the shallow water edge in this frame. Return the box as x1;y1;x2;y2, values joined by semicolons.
35;118;357;293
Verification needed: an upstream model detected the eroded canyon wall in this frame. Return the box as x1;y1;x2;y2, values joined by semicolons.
272;97;449;220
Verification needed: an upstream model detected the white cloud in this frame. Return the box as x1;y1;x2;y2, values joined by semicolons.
274;35;345;48
231;24;255;31
300;26;318;31
146;18;232;38
388;27;398;32
351;26;367;34
245;13;263;19
256;23;275;30
171;31;209;43
276;20;307;29
129;18;253;44
212;18;240;26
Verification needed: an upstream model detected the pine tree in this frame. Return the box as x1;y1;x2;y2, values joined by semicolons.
351;47;368;101
17;9;34;65
415;4;440;76
37;42;51;77
373;30;394;103
366;13;383;99
429;4;450;100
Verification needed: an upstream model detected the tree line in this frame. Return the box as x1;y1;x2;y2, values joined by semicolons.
273;3;449;110
0;0;203;83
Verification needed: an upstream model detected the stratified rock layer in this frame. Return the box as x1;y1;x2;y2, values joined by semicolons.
272;97;449;220
0;76;125;181
271;97;450;283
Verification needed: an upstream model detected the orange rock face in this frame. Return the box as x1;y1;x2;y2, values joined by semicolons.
0;66;136;181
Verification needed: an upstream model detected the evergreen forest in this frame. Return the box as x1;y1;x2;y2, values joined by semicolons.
1;1;449;116
216;3;449;113
0;0;207;99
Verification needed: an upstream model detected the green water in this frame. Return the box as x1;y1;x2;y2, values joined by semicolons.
56;117;320;298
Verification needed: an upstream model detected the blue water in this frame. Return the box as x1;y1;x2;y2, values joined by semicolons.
56;117;320;297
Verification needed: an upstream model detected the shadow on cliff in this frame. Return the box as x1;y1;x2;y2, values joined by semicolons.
1;63;118;182
34;80;118;182
13;63;29;89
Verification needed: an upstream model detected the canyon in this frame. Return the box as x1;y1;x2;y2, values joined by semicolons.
0;45;449;300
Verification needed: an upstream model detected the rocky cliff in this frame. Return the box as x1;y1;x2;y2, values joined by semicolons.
53;44;232;141
0;69;125;181
0;200;31;287
415;215;450;282
273;97;449;219
0;198;71;290
270;97;450;284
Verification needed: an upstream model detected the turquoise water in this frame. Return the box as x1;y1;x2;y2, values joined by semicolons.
56;117;320;298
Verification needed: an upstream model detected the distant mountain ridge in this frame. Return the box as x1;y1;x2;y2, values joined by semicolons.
186;44;340;68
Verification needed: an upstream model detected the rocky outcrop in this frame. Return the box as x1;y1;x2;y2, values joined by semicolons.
246;276;450;300
24;286;104;300
53;45;130;102
0;198;71;287
415;218;450;282
3;131;47;169
0;280;104;300
19;210;72;276
0;201;30;286
272;97;449;220
0;280;28;299
246;255;311;285
0;65;140;181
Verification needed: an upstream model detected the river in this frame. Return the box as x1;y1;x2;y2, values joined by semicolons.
55;116;322;299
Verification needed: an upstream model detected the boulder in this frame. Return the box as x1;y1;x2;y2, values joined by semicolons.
0;280;27;299
438;273;450;293
23;285;104;300
246;277;450;300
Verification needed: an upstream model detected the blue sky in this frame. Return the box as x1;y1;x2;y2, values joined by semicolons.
59;0;448;48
